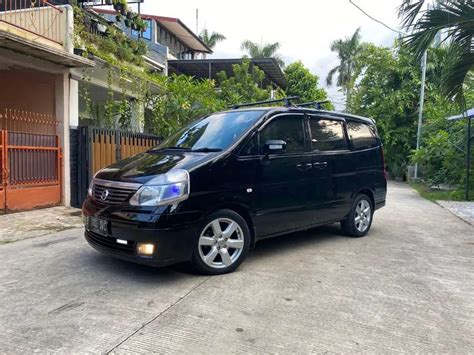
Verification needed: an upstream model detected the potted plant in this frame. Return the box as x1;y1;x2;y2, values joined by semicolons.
113;2;122;12
112;0;127;14
115;14;122;22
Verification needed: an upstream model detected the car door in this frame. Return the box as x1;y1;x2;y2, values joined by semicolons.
254;113;313;237
307;115;354;223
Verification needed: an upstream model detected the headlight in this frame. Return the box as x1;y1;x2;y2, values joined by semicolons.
129;169;190;206
88;171;101;197
88;179;94;197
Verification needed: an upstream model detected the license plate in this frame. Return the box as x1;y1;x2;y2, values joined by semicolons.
87;217;109;236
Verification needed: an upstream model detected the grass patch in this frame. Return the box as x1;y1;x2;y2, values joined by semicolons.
409;181;467;202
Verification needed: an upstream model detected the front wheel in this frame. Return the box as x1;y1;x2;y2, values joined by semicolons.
341;194;374;237
191;209;250;275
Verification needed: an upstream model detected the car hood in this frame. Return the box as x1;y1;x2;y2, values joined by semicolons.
94;150;221;184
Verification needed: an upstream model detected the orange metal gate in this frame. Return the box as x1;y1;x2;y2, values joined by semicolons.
0;130;61;213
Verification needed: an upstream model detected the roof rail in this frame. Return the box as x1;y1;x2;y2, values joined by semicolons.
296;100;330;109
232;96;300;109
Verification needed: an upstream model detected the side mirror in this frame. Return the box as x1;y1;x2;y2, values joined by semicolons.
264;140;287;154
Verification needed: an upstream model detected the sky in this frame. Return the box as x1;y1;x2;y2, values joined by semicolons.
139;0;405;109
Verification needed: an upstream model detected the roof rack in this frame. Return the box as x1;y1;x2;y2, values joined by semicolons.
232;96;300;109
296;101;330;109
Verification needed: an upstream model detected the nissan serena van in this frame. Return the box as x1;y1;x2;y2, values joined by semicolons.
83;102;387;275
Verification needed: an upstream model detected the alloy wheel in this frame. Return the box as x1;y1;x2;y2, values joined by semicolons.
355;199;371;233
198;217;245;269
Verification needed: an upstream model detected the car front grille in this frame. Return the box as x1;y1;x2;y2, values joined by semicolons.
85;230;136;255
92;179;140;205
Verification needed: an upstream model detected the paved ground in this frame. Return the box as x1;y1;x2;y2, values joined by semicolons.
0;182;473;353
437;200;474;226
0;207;82;244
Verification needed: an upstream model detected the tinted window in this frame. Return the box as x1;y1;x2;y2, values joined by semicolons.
347;121;379;149
261;116;305;154
157;110;263;151
309;119;347;151
239;135;258;156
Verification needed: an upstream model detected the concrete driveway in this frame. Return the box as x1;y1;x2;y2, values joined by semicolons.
0;182;473;353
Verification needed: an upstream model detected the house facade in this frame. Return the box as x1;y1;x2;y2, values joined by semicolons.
0;1;94;212
95;9;213;72
0;1;213;213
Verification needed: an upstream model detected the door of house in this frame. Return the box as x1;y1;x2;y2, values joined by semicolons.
0;130;62;213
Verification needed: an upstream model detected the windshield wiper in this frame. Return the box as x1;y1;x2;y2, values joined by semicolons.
191;147;223;152
152;146;192;152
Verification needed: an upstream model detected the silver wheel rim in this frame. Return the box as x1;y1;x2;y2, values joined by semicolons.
198;217;245;269
355;199;371;233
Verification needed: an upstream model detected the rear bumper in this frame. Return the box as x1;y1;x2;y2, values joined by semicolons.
82;198;201;267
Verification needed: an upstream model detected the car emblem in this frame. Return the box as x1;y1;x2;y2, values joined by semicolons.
100;189;109;201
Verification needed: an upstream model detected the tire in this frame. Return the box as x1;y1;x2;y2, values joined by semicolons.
191;209;250;275
341;194;374;237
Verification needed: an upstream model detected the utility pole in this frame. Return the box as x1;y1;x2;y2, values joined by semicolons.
414;50;427;180
195;9;199;35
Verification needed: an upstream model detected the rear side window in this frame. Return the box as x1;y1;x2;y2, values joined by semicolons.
260;116;305;154
347;121;379;149
309;119;347;151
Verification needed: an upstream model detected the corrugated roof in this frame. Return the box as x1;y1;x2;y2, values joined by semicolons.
168;58;287;88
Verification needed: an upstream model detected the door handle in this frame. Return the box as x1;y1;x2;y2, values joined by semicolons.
296;163;313;171
313;162;328;169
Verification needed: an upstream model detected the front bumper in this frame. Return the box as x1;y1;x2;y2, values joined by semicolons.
82;198;201;267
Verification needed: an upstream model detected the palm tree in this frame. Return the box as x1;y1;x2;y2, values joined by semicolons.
326;28;362;106
399;0;473;101
240;40;285;67
199;29;226;49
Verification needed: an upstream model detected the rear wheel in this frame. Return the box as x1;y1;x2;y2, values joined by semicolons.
191;209;250;275
341;194;373;237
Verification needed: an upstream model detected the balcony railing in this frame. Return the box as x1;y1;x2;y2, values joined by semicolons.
0;0;66;46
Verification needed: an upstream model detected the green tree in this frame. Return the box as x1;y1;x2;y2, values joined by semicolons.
217;59;272;105
147;75;225;136
326;28;363;106
349;41;470;185
199;29;226;49
284;61;331;107
399;0;474;101
240;40;285;67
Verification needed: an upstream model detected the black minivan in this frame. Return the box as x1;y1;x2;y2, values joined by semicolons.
83;104;387;274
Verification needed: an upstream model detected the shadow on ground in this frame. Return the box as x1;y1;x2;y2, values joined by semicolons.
79;223;349;280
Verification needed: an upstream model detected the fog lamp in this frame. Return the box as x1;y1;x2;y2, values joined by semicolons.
137;243;155;256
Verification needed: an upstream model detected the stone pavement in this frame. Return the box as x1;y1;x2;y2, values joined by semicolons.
0;207;83;244
437;200;474;226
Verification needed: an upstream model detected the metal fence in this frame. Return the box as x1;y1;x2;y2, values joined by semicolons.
0;0;66;45
1;130;61;213
70;126;161;207
0;108;59;135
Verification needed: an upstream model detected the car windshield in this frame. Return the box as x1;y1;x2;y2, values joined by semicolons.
155;110;264;152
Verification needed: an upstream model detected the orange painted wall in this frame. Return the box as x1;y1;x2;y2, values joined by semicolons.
0;70;56;114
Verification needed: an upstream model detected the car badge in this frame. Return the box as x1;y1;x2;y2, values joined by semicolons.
100;189;109;201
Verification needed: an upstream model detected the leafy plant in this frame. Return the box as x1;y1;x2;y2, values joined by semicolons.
399;0;474;102
216;60;272;105
284;61;332;108
240;40;285;67
199;29;226;49
326;28;363;106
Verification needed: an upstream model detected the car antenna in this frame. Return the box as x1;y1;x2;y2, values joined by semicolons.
232;96;300;109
